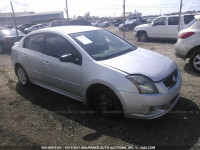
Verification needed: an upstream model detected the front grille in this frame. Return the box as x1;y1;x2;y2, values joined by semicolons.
163;69;178;88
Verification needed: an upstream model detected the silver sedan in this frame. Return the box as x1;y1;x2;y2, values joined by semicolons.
11;26;182;119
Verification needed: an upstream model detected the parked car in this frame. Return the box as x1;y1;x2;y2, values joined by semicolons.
147;17;156;23
4;25;14;29
49;20;70;27
69;18;91;26
134;14;195;42
113;18;123;27
119;19;149;31
0;29;24;53
91;20;109;27
49;19;91;27
0;27;5;30
174;15;200;73
24;24;47;34
11;26;182;119
17;23;35;33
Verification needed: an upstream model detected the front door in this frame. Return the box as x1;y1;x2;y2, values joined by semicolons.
43;33;82;98
149;17;167;38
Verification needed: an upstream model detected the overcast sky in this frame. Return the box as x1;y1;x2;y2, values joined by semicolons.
0;0;200;17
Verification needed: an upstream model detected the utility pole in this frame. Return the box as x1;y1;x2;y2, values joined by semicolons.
66;0;69;19
178;0;183;32
10;1;18;37
123;0;125;39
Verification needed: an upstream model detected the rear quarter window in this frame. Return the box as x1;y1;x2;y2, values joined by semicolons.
23;37;29;48
184;15;194;24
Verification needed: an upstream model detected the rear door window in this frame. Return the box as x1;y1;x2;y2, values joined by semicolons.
168;17;179;25
184;15;194;24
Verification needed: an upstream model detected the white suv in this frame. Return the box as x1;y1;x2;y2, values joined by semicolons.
134;14;195;42
174;15;200;73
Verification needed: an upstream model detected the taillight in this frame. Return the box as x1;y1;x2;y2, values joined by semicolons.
179;32;195;39
4;38;11;43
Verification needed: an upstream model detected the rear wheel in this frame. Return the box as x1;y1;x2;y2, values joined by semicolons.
138;32;148;42
189;50;200;73
16;66;30;86
92;86;122;117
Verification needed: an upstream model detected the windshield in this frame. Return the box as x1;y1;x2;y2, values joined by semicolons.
70;30;136;60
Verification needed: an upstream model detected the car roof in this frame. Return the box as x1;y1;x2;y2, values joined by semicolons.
159;14;195;18
40;26;101;34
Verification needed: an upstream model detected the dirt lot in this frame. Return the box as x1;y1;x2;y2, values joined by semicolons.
0;26;199;150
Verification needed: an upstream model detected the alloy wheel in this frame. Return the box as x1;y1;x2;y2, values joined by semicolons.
193;54;200;71
139;33;147;42
18;68;27;85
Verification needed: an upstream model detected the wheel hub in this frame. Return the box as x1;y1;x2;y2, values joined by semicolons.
18;68;27;84
140;34;146;41
98;93;113;111
193;54;200;70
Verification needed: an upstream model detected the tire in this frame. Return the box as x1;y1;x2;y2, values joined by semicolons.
92;86;122;116
0;45;3;53
125;26;129;32
0;44;6;53
16;65;30;86
138;32;148;42
189;50;200;73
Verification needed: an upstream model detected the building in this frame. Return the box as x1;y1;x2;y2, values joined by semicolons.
0;11;64;26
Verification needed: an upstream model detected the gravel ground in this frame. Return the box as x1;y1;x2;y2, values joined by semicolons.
0;25;199;150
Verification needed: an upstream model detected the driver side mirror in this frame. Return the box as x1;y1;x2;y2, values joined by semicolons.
59;54;81;65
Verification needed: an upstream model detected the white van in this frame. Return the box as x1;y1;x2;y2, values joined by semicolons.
134;14;195;42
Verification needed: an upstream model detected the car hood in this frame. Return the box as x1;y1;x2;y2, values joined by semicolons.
99;48;176;82
135;23;150;30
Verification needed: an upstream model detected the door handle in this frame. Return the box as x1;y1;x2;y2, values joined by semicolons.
21;53;27;57
43;61;50;65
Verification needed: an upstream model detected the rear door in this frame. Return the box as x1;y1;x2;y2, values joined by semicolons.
43;33;82;98
166;16;179;38
21;33;45;83
149;17;167;38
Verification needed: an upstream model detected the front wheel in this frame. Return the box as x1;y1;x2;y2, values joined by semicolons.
17;66;30;86
125;26;129;32
138;32;148;42
189;50;200;73
92;87;122;116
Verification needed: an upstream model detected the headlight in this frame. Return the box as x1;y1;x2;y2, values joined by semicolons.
126;75;158;94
